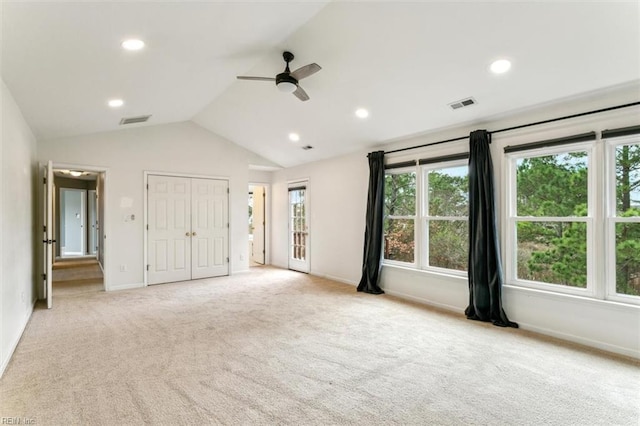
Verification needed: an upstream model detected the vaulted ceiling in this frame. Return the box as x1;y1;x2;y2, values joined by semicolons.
2;1;638;168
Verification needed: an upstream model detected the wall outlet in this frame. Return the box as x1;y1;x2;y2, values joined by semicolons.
120;264;127;272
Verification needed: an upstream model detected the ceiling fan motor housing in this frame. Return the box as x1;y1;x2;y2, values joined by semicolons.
276;72;298;86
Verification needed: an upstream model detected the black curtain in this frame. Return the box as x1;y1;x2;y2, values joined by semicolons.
466;130;517;327
357;151;385;294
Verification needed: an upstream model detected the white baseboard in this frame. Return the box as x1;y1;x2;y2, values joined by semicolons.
0;299;35;378
383;288;466;315
107;282;144;292
321;273;357;286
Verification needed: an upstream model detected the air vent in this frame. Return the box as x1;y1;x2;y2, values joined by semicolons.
119;115;151;125
448;97;477;110
302;145;314;150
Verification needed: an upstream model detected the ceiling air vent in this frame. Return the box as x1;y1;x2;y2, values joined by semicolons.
448;97;477;110
302;145;314;150
119;115;152;125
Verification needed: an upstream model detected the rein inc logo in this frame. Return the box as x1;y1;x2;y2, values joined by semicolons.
1;418;35;425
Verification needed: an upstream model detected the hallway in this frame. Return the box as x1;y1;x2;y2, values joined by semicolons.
53;258;103;296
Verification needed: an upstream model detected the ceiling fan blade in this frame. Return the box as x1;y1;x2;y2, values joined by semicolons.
293;86;310;102
236;76;276;81
290;63;321;81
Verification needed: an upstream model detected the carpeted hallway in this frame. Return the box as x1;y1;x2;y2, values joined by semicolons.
1;267;638;425
52;258;104;296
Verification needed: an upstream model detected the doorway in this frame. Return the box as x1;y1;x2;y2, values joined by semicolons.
146;174;229;285
60;188;86;256
249;184;267;266
288;181;309;273
42;165;107;308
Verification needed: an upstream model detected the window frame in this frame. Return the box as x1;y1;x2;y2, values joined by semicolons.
604;135;640;305
504;142;596;297
383;167;418;267
420;159;469;277
382;159;470;276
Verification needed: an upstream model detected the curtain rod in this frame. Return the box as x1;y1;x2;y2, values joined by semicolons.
384;101;640;155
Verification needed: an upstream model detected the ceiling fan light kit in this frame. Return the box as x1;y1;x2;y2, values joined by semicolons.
237;51;321;101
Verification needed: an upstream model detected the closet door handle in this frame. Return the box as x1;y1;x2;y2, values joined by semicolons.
192;232;197;237
185;232;190;237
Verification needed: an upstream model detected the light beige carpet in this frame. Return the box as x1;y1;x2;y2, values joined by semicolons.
1;267;638;425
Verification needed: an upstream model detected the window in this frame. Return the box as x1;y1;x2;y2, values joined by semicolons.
383;158;469;274
607;137;640;300
507;145;593;295
423;163;468;272
384;170;416;264
505;129;640;304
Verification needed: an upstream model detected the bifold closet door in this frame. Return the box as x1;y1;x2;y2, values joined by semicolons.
191;178;229;279
148;175;192;284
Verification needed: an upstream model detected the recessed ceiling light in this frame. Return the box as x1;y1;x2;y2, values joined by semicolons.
355;108;369;119
289;133;300;142
121;39;145;51
490;59;511;74
69;171;83;177
108;99;124;108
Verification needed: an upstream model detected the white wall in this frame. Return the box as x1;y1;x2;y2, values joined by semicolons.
271;150;369;284
272;84;640;358
1;79;38;376
37;121;263;290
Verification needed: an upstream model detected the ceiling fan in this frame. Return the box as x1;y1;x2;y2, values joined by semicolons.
237;51;321;102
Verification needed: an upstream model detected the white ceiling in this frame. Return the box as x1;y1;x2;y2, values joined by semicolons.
2;1;639;168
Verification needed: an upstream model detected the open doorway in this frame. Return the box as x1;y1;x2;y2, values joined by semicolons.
249;184;268;267
51;168;105;296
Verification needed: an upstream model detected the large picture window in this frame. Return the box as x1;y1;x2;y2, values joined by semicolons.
505;130;640;305
383;159;469;274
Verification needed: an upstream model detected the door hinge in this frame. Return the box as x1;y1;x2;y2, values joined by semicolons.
43;177;47;185
227;223;229;228
43;225;47;233
227;188;230;194
42;273;46;281
146;264;150;271
146;224;149;230
146;184;149;190
226;257;229;263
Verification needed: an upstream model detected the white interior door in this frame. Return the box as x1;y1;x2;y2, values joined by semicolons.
251;186;265;264
288;184;309;273
44;160;53;308
148;175;229;285
148;175;192;284
191;178;229;279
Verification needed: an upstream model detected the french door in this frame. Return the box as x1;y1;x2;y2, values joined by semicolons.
147;175;229;285
288;183;309;273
